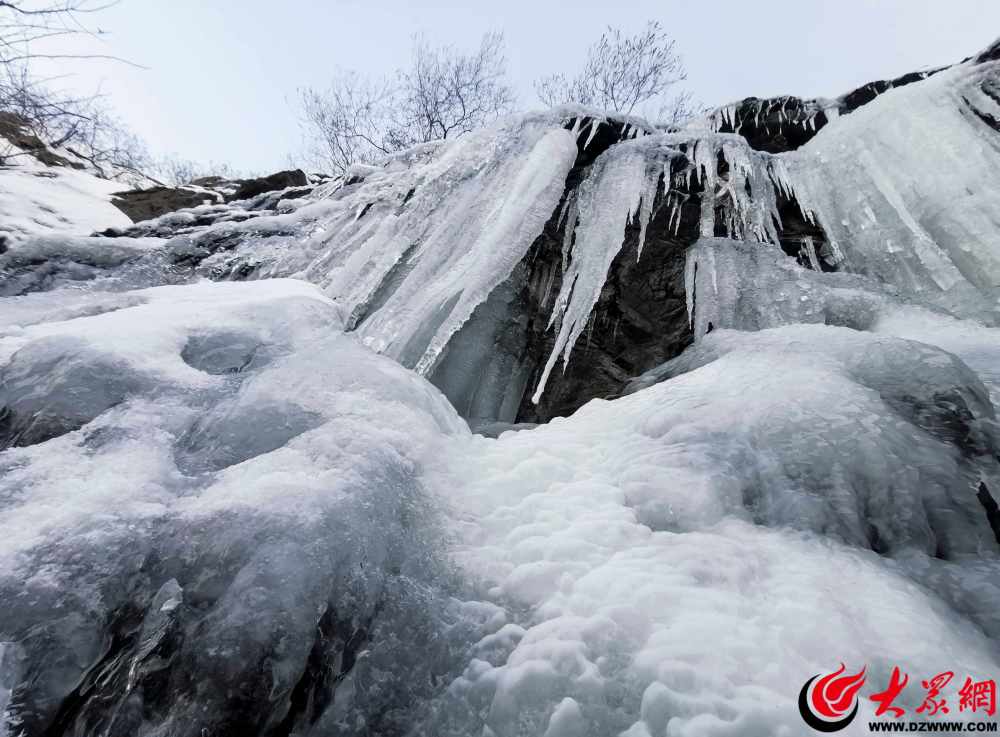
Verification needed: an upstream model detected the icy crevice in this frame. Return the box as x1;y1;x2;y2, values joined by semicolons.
706;95;841;141
530;139;674;404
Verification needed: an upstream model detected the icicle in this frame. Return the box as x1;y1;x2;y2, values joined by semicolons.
530;127;820;403
557;190;576;231
636;159;668;259
669;196;682;234
560;195;579;271
531;140;660;404
685;247;697;328
539;261;557;307
802;236;822;271
584;119;602;150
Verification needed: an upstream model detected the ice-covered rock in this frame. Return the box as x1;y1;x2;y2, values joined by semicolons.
429;323;1000;737
4;35;1000;737
787;58;1000;319
0;279;488;735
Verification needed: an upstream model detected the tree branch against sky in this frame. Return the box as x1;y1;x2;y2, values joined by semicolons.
0;0;157;180
535;21;694;123
295;31;515;175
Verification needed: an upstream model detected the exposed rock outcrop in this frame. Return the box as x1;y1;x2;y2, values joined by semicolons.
110;169;312;223
227;168;308;201
111;185;222;222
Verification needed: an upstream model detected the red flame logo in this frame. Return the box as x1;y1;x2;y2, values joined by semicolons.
798;664;867;732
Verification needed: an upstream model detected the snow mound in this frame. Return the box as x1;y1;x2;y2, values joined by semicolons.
0;279;483;735
5;286;999;735
433;323;1000;736
0;164;132;245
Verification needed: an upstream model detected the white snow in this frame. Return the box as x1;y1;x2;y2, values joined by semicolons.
4;281;998;734
434;324;1000;736
0;161;132;243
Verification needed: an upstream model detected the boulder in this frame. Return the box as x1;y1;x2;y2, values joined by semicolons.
226;169;308;202
110;186;219;223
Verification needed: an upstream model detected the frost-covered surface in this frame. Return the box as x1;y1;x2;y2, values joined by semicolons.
4;40;1000;737
4;284;1000;735
0;235;170;298
682;237;895;340
0;119;141;243
0;280;484;734
456;325;999;736
873;305;1000;405
788;58;1000;319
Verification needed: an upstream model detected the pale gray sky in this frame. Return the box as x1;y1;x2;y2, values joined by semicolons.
38;0;1000;173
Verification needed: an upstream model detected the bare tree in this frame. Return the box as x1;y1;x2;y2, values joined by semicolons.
0;1;159;181
295;73;396;176
391;31;514;147
0;1;121;66
535;21;689;120
293;31;515;175
154;155;245;186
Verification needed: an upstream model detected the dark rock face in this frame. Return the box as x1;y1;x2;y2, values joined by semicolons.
111;186;220;223
838;67;944;114
711;97;833;153
975;37;1000;63
226;169;308;202
713;66;947;155
511;162;701;424
110;170;310;224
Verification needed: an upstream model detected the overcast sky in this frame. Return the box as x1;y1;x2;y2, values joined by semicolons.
38;0;1000;173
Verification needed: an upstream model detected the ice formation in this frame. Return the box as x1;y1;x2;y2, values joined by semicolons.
436;325;1000;733
531;132;799;403
787;60;1000;319
2;37;1000;737
682;237;895;340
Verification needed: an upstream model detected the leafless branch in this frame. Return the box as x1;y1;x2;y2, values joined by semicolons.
535;21;689;119
0;0;159;184
293;31;514;175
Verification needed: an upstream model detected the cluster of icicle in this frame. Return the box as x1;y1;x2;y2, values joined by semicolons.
706;96;840;136
207;109;820;407
530;128;814;403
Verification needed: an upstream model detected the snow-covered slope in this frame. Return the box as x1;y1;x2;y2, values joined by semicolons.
0;116;142;245
0;161;132;245
2;40;1000;737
